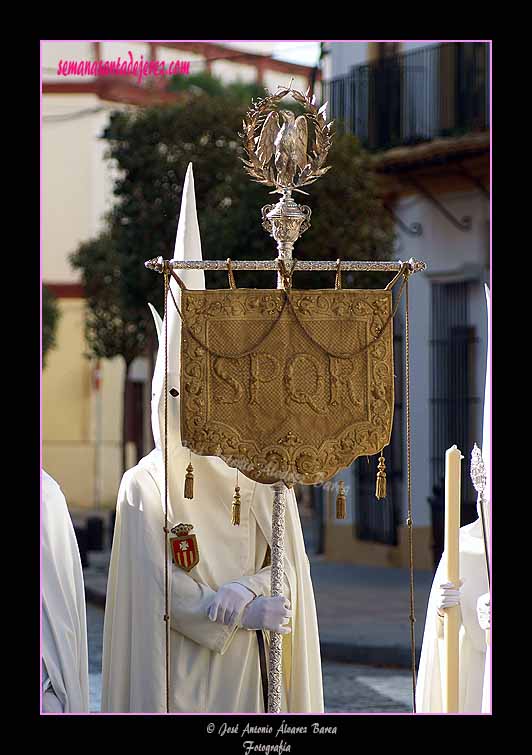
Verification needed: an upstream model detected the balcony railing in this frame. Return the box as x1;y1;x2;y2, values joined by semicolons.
322;42;489;152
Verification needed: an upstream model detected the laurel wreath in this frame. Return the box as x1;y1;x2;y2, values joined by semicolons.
239;86;334;191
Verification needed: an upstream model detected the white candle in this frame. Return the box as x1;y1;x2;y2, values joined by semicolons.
443;445;462;713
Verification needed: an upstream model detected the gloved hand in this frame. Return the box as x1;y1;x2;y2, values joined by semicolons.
241;595;292;634
436;580;463;615
207;582;256;626
477;592;490;630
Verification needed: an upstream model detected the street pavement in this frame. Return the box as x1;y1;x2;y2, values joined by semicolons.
309;556;432;667
87;603;413;713
88;603;103;713
322;661;412;712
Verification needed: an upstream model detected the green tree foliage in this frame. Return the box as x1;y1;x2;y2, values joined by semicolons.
167;70;227;97
42;285;60;368
167;70;267;106
69;232;149;472
69;232;148;366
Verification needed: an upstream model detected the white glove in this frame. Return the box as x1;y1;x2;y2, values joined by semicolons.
241;595;292;634
207;582;256;626
477;592;490;630
436;580;463;614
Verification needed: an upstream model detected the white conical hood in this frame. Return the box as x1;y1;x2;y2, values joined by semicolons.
151;163;205;450
148;303;163;341
481;284;490;516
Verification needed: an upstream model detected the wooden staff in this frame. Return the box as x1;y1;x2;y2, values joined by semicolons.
443;445;462;713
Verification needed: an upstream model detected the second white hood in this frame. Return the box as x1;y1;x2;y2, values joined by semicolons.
151;162;205;452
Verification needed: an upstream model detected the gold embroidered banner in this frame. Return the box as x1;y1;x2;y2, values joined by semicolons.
179;288;395;486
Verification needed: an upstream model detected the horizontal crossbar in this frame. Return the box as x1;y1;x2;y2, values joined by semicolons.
145;256;427;274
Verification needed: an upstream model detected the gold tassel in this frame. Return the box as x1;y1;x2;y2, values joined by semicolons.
184;461;194;500
232;484;241;526
376;450;386;500
336;480;347;519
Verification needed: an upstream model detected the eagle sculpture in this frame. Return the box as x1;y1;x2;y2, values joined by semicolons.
255;109;309;188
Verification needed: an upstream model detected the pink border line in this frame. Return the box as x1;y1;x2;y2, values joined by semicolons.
40;38;492;717
488;39;493;718
40;40;43;716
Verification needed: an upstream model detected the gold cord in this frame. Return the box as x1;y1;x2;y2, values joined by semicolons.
227;258;236;290
167;273;407;363
282;275;407;360
404;271;417;712
375;448;387;500
163;267;170;714
232;469;241;526
334;258;342;290
384;263;406;291
335;479;347;519
184;450;194;500
168;282;290;359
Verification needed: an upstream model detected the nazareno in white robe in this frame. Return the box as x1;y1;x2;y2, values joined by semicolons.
415;520;489;713
42;470;90;713
416;284;491;714
101;163;324;713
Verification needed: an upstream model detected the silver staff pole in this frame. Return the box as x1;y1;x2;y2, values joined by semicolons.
470;443;490;586
263;188;307;713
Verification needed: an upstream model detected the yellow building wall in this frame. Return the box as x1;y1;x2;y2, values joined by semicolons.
324;508;433;571
42;297;124;509
42;87;128;511
42;95;98;282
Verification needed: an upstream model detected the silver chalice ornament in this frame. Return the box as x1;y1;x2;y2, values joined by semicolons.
240;83;334;263
241;84;333;713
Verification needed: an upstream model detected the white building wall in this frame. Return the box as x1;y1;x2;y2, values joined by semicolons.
323;42;369;78
222;42;278;56
43;94;97;282
263;69;308;94
42;94;125;282
42;41;95;81
394;190;489;527
211;59;257;84
324;41;441;80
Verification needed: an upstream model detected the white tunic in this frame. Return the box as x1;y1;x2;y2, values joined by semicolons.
416;519;489;713
42;470;89;713
101;449;323;713
416;284;491;713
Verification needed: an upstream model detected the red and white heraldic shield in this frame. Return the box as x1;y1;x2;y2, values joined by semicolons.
170;532;200;572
